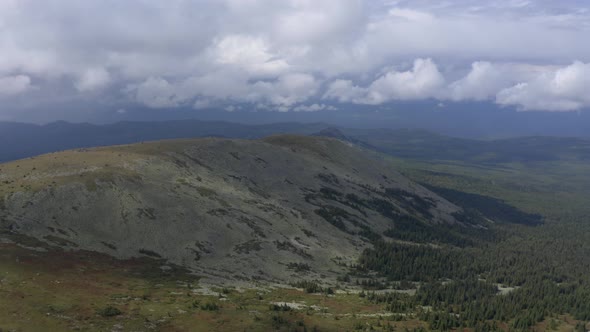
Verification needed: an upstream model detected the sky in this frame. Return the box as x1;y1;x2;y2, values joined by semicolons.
0;0;589;122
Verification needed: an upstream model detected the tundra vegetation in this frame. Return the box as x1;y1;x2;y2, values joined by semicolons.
1;134;590;331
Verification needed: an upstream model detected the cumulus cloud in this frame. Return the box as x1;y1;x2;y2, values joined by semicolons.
449;62;514;101
250;73;320;106
323;59;590;112
497;61;590;111
0;0;589;117
131;71;319;110
211;35;289;76
324;58;445;104
363;58;445;104
323;80;366;103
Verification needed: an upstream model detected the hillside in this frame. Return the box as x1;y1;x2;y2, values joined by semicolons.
0;135;463;284
342;128;590;164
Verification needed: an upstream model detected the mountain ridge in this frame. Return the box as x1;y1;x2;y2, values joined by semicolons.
0;135;464;284
4;120;590;164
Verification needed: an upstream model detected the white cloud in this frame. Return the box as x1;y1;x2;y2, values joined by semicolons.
0;75;31;96
449;62;511;101
363;58;445;104
324;58;445;104
131;71;319;110
272;0;367;45
293;103;337;112
323;79;366;103
496;61;590;111
75;67;111;92
363;4;590;69
323;59;590;112
0;0;590;116
211;35;289;76
249;73;320;106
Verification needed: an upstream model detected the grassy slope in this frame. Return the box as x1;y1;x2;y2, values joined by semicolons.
0;139;193;198
387;158;590;222
0;237;429;331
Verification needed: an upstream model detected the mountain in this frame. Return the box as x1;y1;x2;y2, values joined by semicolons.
0;120;328;163
3;133;590;331
312;127;378;151
312;127;350;140
5;120;590;165
0;135;465;284
88;102;590;139
342;128;590;164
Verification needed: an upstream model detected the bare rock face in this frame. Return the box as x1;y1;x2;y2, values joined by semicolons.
0;135;461;284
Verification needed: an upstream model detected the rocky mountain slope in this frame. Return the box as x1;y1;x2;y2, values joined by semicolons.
0;135;464;284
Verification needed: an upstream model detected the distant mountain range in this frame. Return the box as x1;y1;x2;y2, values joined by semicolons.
64;101;590;138
3;120;590;164
0;120;327;162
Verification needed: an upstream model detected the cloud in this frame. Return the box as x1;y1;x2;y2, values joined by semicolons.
133;77;180;108
293;103;337;112
363;58;445;104
324;58;445;104
211;35;289;76
323;59;590;112
497;61;590;111
250;73;320;106
387;8;435;22
75;67;111;92
323;79;366;103
0;75;31;96
253;0;368;47
193;99;212;110
0;0;589;118
131;71;319;110
449;62;512;101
